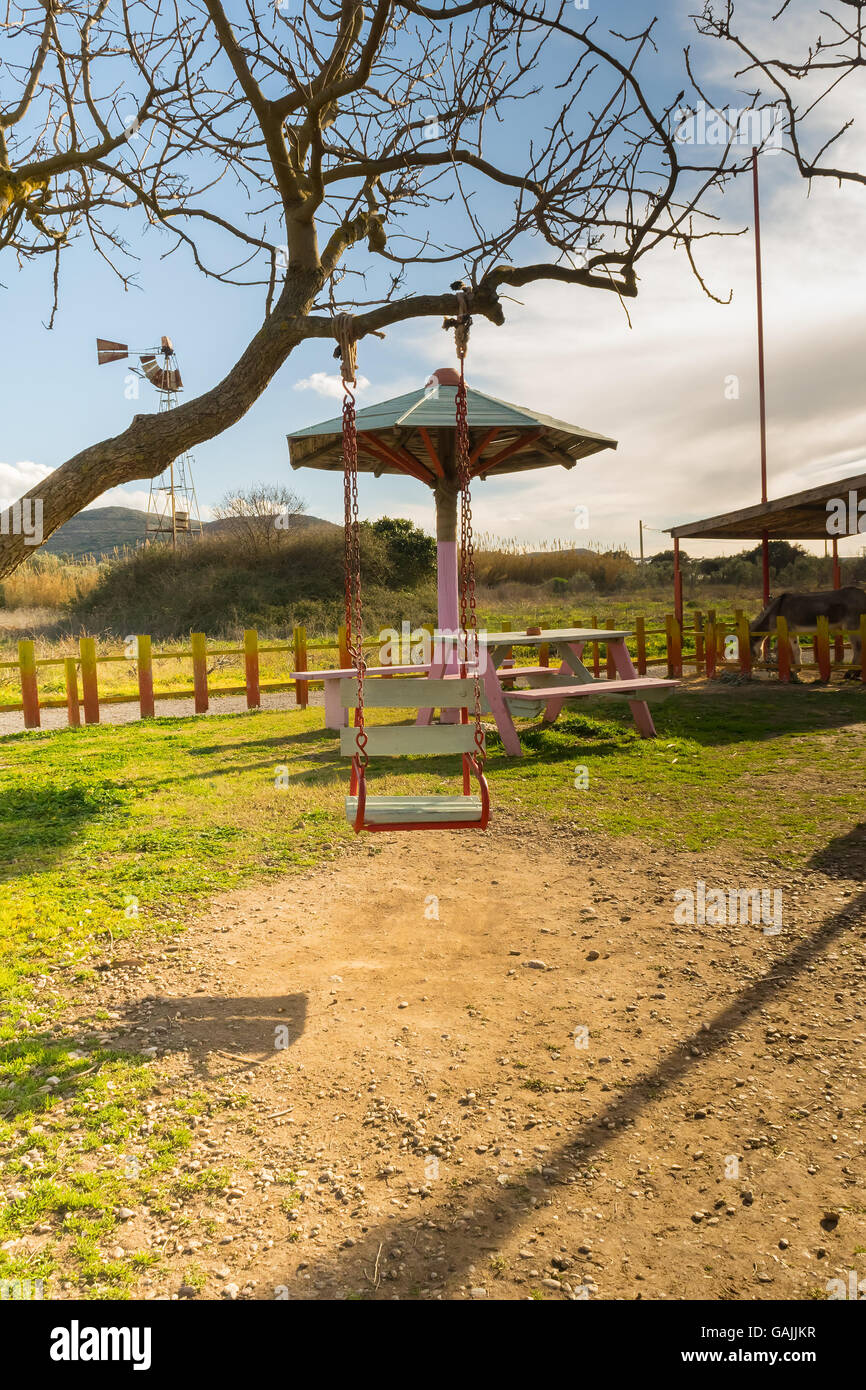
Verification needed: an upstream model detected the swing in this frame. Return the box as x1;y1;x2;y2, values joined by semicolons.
336;303;490;834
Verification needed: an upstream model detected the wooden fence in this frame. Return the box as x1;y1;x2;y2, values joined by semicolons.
2;610;864;730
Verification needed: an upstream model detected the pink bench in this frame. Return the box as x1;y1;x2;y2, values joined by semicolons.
506;675;677;723
292;665;432;728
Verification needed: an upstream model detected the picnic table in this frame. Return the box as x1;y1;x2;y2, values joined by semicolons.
419;627;676;756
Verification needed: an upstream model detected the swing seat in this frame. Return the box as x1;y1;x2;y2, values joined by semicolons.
340;676;490;833
345;795;485;827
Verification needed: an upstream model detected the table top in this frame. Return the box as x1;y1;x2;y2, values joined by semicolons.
480;628;630;645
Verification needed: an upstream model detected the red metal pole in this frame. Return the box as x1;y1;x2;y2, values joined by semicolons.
753;148;771;607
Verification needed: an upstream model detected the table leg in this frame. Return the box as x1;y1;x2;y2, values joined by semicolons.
416;658;446;726
484;659;523;756
542;642;588;723
324;679;347;729
609;638;656;738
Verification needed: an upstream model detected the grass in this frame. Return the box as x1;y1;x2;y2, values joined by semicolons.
0;681;863;1295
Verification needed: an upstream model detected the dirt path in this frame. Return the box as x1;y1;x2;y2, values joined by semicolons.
50;819;866;1301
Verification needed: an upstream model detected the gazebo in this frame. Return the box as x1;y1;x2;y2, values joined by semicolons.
287;367;617;635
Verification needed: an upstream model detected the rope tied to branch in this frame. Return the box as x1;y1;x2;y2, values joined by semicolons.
333;312;357;385
443;282;473;359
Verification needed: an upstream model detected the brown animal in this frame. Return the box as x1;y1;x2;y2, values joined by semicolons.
750;587;865;668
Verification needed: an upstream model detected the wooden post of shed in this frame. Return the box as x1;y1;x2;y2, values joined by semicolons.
137;635;155;718
861;614;866;685
79;637;100;724
18;640;40;729
244;629;261;708
191;633;209;713
64;656;80;727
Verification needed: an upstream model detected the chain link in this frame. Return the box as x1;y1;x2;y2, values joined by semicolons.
454;326;485;764
342;380;368;767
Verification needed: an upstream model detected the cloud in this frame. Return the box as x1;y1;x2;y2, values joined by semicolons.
293;371;371;399
0;460;52;510
397;164;866;559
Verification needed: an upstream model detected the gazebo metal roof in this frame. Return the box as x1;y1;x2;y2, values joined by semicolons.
668;470;866;542
287;369;617;485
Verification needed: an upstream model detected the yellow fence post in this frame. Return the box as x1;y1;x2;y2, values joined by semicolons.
18;639;40;729
635;614;647;675
736;612;752;675
606;617;616;679
816;615;831;682
137;635;155;718
244;629;260;708
191;632;209;713
776;615;791;683
861;615;866;685
694;612;704;672
79;637;100;724
294;624;308;706
64;656;80;727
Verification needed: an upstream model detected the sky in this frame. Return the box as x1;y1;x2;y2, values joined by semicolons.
2;0;865;562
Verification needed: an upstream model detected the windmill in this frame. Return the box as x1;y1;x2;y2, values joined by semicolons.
96;334;203;548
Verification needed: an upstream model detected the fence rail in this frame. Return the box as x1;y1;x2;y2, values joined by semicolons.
3;609;864;730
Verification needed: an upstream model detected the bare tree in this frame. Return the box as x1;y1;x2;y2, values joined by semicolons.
694;1;866;185
1;0;739;577
213;483;307;554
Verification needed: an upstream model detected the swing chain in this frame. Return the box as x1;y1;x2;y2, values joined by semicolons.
336;313;367;767
451;290;485;765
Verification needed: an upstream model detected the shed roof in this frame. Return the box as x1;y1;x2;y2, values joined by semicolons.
668;471;866;542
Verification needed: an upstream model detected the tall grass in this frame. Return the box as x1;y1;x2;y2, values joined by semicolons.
0;553;105;609
475;535;638;591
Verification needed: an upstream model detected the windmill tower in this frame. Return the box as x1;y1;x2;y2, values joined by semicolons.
96;335;203;549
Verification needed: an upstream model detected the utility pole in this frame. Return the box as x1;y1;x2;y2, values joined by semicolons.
752;147;771;607
639;519;644;562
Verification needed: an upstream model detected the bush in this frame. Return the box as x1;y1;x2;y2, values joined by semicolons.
371;517;436;587
69;524;392;638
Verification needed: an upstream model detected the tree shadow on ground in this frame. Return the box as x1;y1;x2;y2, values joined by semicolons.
0;782;123;883
276;884;866;1299
809;824;866;881
112;991;308;1075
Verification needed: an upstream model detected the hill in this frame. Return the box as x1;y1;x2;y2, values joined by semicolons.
42;506;336;560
